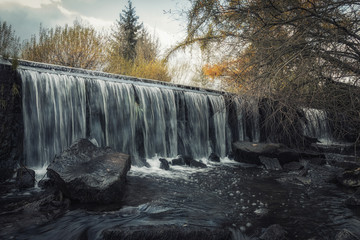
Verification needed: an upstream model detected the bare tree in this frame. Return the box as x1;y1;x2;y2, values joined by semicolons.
22;20;105;70
0;21;20;59
171;0;360;146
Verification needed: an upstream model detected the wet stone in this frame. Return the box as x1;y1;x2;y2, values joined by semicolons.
16;168;35;189
159;158;170;170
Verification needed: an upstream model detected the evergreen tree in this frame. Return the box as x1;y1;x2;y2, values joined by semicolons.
116;0;142;62
105;0;171;81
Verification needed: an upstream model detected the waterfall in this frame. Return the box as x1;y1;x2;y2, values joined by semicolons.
303;108;332;143
19;67;261;167
20;70;87;167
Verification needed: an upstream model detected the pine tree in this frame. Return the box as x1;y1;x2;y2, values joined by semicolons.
116;0;142;62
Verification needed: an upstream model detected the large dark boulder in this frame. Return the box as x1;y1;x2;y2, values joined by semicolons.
102;225;232;240
232;142;299;165
16;167;35;189
47;138;131;204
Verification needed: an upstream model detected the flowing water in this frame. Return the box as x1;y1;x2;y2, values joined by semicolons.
7;158;360;240
11;64;359;239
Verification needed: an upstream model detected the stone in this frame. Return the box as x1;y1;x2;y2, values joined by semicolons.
232;141;299;165
171;156;207;168
102;225;232;240
131;155;150;168
171;157;185;166
259;156;282;170
259;224;288;240
47;138;131;204
335;229;360;240
159;158;170;170
298;150;325;160
38;178;55;189
337;168;360;188
345;188;360;207
189;159;207;168
329;161;360;170
308;158;326;166
16;167;35;189
283;162;303;171
208;152;220;162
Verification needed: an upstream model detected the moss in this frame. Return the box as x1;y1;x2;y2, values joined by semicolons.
11;83;19;97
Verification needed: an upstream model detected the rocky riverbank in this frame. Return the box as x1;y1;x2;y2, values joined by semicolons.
1;141;359;240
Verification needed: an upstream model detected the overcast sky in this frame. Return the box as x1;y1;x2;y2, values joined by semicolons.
0;0;189;51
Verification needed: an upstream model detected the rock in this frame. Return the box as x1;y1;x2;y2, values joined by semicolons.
159;158;170;170
259;224;287;240
171;157;186;166
131;155;150;168
171;156;207;168
259;156;282;170
16;167;35;189
38;178;55;189
102;225;232;240
329;160;360;170
345;188;360;207
335;229;360;240
232;141;299;165
189;159;207;168
208;152;220;162
283;162;303;171
337;168;360;188
298;150;325;160
308;158;326;166
47;138;131;204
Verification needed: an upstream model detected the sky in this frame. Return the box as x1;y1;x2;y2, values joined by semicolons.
0;0;189;51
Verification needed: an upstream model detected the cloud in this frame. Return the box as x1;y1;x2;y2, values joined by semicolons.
0;0;112;40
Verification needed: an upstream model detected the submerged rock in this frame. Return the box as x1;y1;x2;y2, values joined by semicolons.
102;225;232;240
259;224;288;240
208;152;220;162
232;141;299;165
335;229;360;240
171;156;207;168
171;157;186;166
259;156;282;170
47;138;131;204
337;168;360;188
283;162;303;171
16;167;35;189
189;159;207;168
159;158;170;170
345;188;360;207
131;155;150;168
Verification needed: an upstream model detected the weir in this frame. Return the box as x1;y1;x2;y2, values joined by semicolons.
0;59;333;168
16;61;261;168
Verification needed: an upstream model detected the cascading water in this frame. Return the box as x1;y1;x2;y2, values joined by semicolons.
3;62;359;240
19;67;261;167
303;108;332;143
20;69;87;167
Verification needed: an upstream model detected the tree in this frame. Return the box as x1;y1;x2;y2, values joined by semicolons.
173;0;360;145
115;0;142;62
0;21;20;59
105;0;171;81
22;20;105;70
